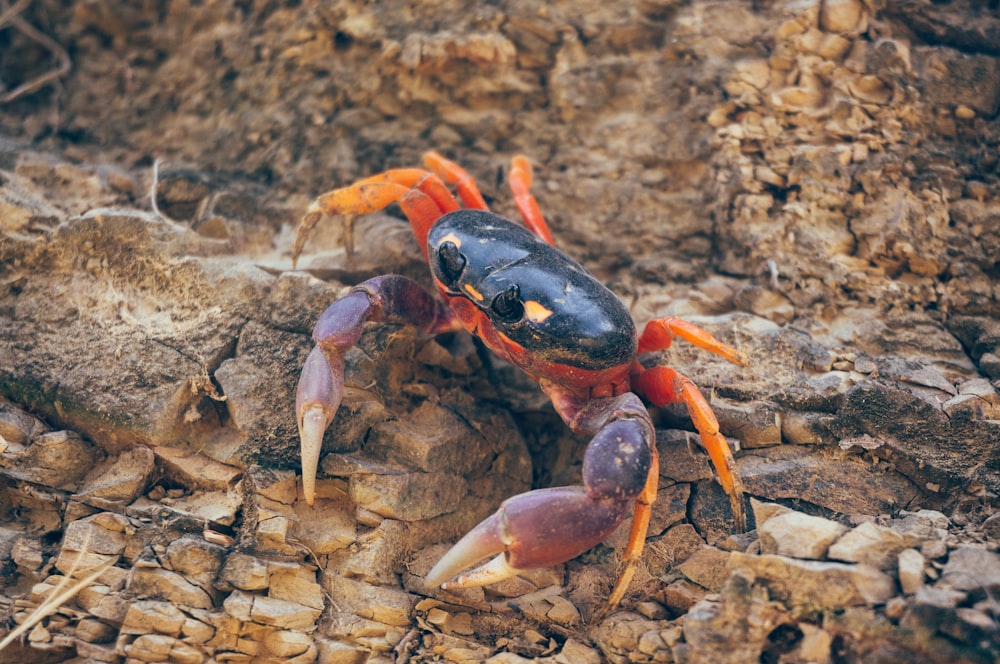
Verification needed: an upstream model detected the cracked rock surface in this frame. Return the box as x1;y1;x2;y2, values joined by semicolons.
1;0;998;662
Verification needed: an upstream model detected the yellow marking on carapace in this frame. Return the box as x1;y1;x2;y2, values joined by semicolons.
524;300;554;323
463;283;484;301
437;232;462;249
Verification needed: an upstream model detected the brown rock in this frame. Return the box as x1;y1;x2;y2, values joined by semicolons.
728;553;895;609
3;430;101;490
758;511;847;560
128;568;214;609
218;552;270;591
827;521;907;569
679;547;733;592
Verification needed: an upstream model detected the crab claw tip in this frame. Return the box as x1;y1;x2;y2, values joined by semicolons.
424;512;507;589
299;405;330;507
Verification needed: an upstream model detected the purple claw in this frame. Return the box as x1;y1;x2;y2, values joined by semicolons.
296;345;343;506
425;486;629;589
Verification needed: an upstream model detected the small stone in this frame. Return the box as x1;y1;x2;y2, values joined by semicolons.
798;623;833;663
224;590;321;630
56;513;129;574
661;579;707;613
940;546;1000;596
219;553;270;591
710;397;783;448
635;601;668;620
5;430;100;490
511;589;580;626
897;548;925;595
75;617;118;644
290;490;356;555
122;600;187;637
0;401;46;446
268;563;324;611
128;568;214;609
679;547;733;592
153;447;242;492
554;638;602;664
260;629;313;658
750;499;793;527
728;553;895;609
72;447;155;511
955;104;976;120
827;521;907;569
348;471;467;521
164;536;226;590
28;623;50;643
758;511;847;560
820;0;865;33
885;595;907;620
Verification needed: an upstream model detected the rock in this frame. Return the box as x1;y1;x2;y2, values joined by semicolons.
152;447;242;492
728;553;896;609
509;587;580;626
75;617;118;644
260;629;314;658
223;590;321;631
125;633;204;664
347;470;468;521
554;638;602;664
758;510;847;560
122;600;187;637
268;562;324;611
710;398;783;448
738;445;919;517
3;430;101;490
660;579;707;614
128;568;214;609
315;637;368;664
163;536;226;591
289;489;356;555
897;548;925;595
679;547;733;592
55;513;129;573
324;576;415;627
218;552;270;591
71;447;155;511
0;399;47;446
827;521;907;569
940;546;1000;596
592;612;672;664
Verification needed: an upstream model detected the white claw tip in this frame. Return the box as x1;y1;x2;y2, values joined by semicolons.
299;406;330;509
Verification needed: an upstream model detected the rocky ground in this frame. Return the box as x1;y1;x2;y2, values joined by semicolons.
0;0;999;662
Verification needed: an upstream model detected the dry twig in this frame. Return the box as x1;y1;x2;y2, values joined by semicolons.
0;0;72;104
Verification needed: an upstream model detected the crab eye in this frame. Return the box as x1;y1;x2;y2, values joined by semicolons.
491;285;525;324
437;241;466;284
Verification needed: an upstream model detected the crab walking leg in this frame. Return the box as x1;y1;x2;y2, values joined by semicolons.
422;151;490;210
293;170;461;265
508;155;556;246
632;365;748;533
297;275;459;505
426;391;655;594
638;317;748;366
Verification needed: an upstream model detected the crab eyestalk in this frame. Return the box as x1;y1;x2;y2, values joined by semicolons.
296;345;343;506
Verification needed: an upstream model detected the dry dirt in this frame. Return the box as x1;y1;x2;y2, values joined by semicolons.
0;0;999;662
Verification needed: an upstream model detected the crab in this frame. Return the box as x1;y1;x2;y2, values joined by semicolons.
294;151;748;606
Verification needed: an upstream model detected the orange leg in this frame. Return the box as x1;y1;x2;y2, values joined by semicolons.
608;443;659;607
422;151;490;210
638;317;748;366
294;169;460;265
509;156;555;245
633;365;748;533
